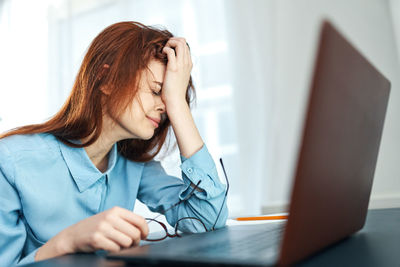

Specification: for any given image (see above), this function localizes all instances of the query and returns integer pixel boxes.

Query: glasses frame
[145,158,229,241]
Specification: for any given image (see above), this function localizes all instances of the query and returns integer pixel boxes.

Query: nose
[156,97,166,113]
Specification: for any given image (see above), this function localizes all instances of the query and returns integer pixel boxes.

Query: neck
[82,115,124,173]
[83,137,114,173]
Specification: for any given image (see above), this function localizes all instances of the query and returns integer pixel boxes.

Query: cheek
[118,101,139,124]
[140,94,155,111]
[127,105,144,122]
[130,97,144,115]
[127,92,155,122]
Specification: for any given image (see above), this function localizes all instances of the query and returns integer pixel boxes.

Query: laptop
[107,20,391,266]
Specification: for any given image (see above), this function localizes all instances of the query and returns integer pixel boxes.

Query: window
[0,0,248,221]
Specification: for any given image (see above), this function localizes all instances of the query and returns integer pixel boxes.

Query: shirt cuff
[179,145,225,200]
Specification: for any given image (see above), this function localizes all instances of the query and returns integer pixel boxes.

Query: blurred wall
[263,0,400,210]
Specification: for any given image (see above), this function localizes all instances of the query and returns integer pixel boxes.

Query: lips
[147,116,160,127]
[148,116,161,124]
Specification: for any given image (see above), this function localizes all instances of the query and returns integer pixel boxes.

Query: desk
[24,208,400,267]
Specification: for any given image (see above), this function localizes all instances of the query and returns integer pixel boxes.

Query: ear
[100,85,111,95]
[97,64,110,80]
[99,64,111,95]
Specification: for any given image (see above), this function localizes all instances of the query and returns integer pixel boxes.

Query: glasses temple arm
[157,180,202,217]
[212,158,229,231]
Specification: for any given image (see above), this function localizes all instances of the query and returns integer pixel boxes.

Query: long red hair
[0,21,195,162]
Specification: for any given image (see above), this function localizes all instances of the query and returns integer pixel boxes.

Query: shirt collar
[58,140,118,192]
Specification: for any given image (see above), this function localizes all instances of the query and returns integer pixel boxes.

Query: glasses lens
[175,217,208,236]
[145,219,169,241]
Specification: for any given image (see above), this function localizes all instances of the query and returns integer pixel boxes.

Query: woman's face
[115,60,166,140]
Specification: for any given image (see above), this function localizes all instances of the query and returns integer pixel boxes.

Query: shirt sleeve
[137,144,228,232]
[0,142,36,266]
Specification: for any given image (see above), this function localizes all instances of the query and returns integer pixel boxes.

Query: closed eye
[152,89,162,96]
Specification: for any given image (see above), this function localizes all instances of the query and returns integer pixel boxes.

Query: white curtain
[0,0,49,131]
[1,0,399,221]
[1,0,270,218]
[272,0,400,210]
[223,0,277,215]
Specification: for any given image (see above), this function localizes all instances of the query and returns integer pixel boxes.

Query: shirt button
[187,168,193,173]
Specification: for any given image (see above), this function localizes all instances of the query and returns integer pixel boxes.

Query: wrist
[55,228,75,255]
[165,97,188,108]
[166,100,190,117]
[35,230,73,261]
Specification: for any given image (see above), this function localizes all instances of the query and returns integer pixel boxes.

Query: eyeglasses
[145,158,229,242]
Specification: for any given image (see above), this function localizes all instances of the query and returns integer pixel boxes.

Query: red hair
[0,21,195,162]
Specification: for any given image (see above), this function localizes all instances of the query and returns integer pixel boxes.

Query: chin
[141,135,153,140]
[122,124,154,140]
[138,130,155,140]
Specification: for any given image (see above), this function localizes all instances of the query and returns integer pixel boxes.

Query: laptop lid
[278,20,391,265]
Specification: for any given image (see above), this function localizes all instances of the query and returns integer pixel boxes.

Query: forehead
[145,60,166,84]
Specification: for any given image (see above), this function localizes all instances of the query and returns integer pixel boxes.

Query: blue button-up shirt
[0,133,228,266]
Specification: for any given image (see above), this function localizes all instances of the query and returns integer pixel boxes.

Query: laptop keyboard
[185,223,285,260]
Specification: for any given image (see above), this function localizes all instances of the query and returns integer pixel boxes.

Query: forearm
[167,100,204,158]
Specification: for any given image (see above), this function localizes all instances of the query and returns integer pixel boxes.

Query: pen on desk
[235,215,288,221]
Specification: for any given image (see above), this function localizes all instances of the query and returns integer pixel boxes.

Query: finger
[117,208,149,239]
[112,217,142,245]
[162,46,177,71]
[170,37,192,68]
[165,38,188,63]
[105,225,135,248]
[92,233,121,252]
[182,39,192,65]
[176,37,190,64]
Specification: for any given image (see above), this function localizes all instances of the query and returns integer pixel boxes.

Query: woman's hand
[35,207,149,261]
[161,37,193,107]
[159,37,203,159]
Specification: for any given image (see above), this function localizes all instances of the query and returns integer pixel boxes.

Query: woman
[0,21,228,265]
